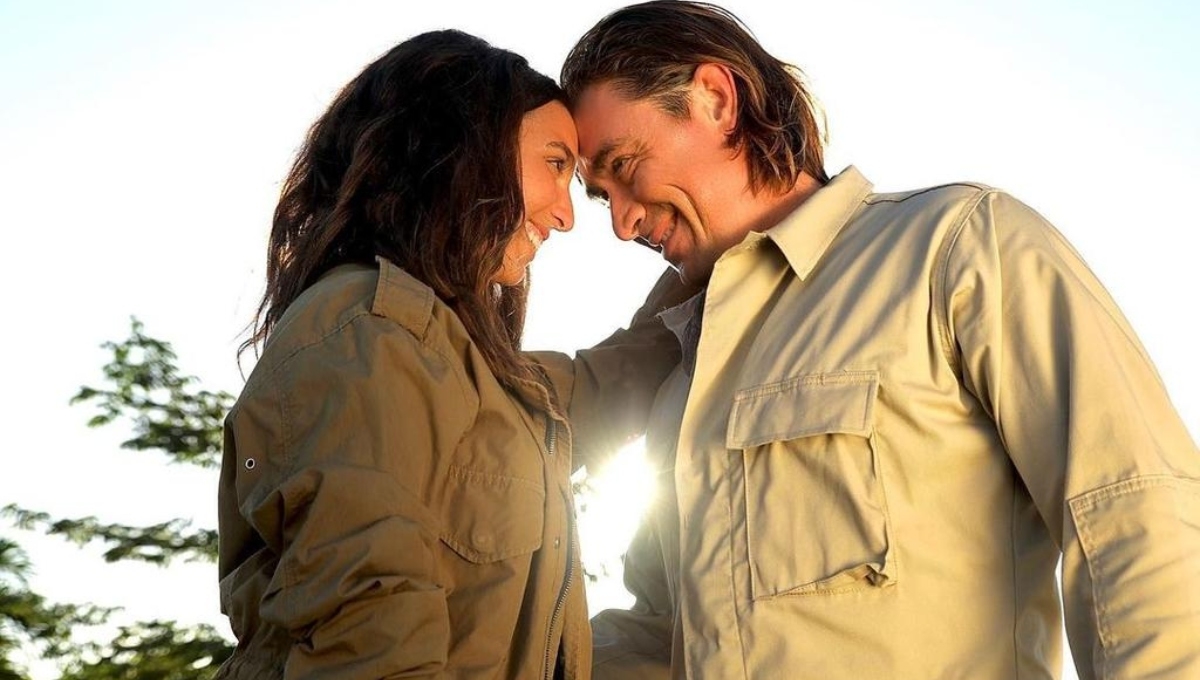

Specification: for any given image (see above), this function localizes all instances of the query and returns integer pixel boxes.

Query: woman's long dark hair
[245,30,566,391]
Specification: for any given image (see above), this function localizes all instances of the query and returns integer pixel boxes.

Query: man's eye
[611,157,628,177]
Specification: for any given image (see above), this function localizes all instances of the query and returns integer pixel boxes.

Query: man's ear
[691,62,738,136]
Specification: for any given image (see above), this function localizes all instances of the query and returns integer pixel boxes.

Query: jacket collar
[766,165,873,281]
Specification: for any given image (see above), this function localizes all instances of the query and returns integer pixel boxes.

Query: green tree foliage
[0,539,114,679]
[70,318,229,469]
[0,509,215,567]
[1,318,234,678]
[56,621,232,680]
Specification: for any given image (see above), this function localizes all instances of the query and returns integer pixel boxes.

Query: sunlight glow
[576,437,656,613]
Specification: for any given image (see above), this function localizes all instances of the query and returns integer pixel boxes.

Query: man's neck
[748,171,824,235]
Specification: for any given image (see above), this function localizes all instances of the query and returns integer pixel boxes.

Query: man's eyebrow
[588,139,624,176]
[580,139,628,201]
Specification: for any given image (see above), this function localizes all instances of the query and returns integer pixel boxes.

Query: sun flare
[575,436,657,612]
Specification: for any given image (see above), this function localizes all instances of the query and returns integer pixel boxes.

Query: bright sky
[1,1,1196,678]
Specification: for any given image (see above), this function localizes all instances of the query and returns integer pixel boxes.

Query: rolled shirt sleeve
[942,190,1200,678]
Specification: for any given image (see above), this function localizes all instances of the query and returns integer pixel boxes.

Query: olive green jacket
[216,258,684,679]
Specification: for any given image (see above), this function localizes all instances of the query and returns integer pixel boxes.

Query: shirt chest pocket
[727,370,897,599]
[437,465,545,564]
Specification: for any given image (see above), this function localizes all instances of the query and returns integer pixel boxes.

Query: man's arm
[941,190,1200,679]
[529,267,698,472]
[590,507,675,680]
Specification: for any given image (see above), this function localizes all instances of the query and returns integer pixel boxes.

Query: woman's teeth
[526,222,544,250]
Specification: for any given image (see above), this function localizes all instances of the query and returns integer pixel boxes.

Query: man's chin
[674,261,713,287]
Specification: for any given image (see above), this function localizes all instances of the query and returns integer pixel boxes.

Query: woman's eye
[548,157,568,174]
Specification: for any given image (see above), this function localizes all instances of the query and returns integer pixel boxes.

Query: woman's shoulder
[253,259,480,380]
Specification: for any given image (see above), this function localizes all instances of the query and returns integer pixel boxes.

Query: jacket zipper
[544,501,574,680]
[544,418,557,456]
[543,417,571,679]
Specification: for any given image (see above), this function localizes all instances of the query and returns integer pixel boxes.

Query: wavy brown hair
[245,30,565,391]
[561,0,828,192]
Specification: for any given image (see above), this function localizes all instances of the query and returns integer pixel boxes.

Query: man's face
[574,80,747,284]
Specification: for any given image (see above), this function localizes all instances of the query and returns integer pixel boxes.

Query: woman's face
[492,100,578,287]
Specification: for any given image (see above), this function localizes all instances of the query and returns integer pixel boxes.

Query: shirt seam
[1010,479,1020,680]
[864,181,991,205]
[933,187,998,378]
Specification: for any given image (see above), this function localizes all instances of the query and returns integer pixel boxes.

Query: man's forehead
[575,83,639,142]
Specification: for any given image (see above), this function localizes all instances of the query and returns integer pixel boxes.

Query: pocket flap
[727,370,879,449]
[439,465,545,564]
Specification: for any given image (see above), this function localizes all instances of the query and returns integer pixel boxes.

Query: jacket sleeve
[940,190,1200,679]
[227,313,474,679]
[590,509,675,680]
[529,268,697,473]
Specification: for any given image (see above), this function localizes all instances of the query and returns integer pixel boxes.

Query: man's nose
[610,189,643,241]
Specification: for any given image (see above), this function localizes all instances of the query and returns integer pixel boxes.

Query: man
[560,2,1200,679]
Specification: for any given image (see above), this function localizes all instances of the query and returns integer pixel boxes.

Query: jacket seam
[266,312,475,480]
[272,310,377,479]
[446,462,544,495]
[420,333,477,422]
[256,309,375,386]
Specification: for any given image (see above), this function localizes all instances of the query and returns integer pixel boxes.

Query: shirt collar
[658,291,706,376]
[766,165,873,281]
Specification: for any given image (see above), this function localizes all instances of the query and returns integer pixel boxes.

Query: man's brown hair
[561,0,829,193]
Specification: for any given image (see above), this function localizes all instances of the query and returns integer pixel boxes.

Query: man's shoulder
[865,180,999,209]
[854,180,1014,238]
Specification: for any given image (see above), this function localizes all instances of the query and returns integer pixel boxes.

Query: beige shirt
[591,167,1200,680]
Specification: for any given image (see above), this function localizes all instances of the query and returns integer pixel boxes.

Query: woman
[215,30,684,680]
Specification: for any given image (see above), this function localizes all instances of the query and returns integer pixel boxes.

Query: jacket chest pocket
[438,465,545,564]
[727,370,896,599]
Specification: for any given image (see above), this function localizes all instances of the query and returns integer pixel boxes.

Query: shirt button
[553,537,561,549]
